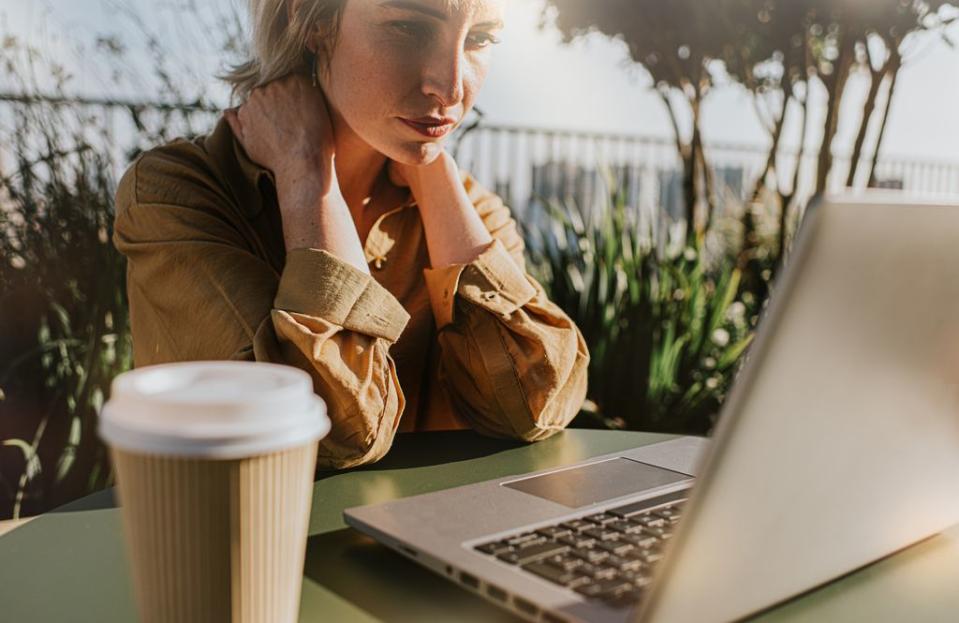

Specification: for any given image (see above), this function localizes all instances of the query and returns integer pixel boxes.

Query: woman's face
[318,0,505,165]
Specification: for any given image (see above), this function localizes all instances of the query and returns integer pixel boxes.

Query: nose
[421,44,465,108]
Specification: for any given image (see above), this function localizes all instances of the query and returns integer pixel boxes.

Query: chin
[389,140,446,166]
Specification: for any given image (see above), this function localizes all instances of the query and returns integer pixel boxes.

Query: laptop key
[584,512,619,526]
[604,555,643,572]
[622,569,654,587]
[561,519,593,532]
[608,520,643,534]
[558,533,596,549]
[583,527,620,541]
[545,554,585,571]
[589,566,618,580]
[596,540,635,556]
[497,542,570,565]
[575,578,633,599]
[515,537,549,549]
[635,515,667,528]
[621,533,659,549]
[653,507,682,522]
[507,532,542,547]
[522,561,590,588]
[536,526,572,540]
[475,542,514,556]
[641,526,672,539]
[571,547,609,564]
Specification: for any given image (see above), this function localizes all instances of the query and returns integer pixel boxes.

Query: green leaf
[3,439,42,481]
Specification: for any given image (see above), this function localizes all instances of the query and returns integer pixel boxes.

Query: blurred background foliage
[1,0,957,519]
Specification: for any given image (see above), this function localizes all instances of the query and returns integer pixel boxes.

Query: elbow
[506,355,590,443]
[315,374,405,470]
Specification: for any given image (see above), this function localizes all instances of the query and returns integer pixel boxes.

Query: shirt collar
[204,114,419,223]
[204,115,274,219]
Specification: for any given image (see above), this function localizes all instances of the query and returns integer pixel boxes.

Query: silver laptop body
[345,193,959,623]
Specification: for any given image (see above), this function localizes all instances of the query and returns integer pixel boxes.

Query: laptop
[344,193,959,623]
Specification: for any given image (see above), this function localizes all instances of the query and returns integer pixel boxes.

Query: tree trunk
[868,49,902,188]
[815,36,856,195]
[750,88,790,202]
[846,46,891,187]
[657,88,696,231]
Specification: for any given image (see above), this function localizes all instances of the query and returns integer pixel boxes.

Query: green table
[2,430,958,622]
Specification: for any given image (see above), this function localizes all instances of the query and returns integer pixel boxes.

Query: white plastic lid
[98,361,330,459]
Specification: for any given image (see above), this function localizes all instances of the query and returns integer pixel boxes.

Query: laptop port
[513,597,538,616]
[486,584,507,602]
[542,613,568,623]
[459,571,480,589]
[400,546,418,558]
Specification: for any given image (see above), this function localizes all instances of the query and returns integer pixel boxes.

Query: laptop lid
[639,193,959,622]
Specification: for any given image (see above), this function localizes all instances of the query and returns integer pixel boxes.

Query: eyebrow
[378,0,504,29]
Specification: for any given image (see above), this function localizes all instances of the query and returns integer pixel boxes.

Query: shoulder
[113,119,258,246]
[116,133,228,215]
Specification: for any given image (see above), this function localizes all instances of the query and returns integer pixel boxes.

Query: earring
[311,53,318,88]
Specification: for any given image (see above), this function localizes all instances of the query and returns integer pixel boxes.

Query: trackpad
[502,458,690,508]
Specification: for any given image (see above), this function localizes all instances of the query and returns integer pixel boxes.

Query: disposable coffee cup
[98,361,330,623]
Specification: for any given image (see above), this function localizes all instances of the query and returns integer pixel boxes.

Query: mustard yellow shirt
[113,116,589,469]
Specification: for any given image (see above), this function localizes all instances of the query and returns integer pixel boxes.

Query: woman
[113,0,589,469]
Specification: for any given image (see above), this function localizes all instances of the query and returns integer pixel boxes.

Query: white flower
[683,247,697,261]
[711,328,730,347]
[704,357,716,369]
[727,301,746,321]
[705,376,720,389]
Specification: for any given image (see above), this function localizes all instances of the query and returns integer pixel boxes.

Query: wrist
[408,151,458,196]
[276,155,337,198]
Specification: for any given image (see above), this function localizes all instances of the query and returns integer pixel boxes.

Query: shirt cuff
[423,239,537,330]
[275,248,410,342]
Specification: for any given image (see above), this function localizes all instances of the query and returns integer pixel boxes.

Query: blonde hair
[221,0,346,102]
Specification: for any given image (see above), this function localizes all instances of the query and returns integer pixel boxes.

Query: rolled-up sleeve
[422,175,589,442]
[113,152,409,469]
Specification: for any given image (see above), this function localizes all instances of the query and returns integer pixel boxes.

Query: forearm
[276,166,369,274]
[409,153,492,268]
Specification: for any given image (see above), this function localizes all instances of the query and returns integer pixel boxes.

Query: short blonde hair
[221,0,345,102]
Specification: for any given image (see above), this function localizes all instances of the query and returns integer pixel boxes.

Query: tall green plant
[0,100,132,519]
[523,176,755,434]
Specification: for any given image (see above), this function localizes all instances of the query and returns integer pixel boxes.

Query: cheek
[461,59,491,109]
[326,44,404,128]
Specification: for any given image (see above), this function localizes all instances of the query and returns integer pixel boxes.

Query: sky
[2,0,958,163]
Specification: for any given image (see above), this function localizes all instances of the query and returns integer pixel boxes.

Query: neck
[330,109,388,210]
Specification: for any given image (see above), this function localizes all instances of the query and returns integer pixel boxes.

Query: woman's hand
[224,73,338,195]
[390,151,494,267]
[224,74,369,271]
[388,150,456,196]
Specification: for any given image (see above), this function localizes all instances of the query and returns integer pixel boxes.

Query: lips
[399,116,457,138]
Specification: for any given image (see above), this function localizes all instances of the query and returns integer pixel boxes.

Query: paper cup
[99,361,330,623]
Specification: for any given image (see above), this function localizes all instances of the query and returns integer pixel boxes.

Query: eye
[466,31,501,50]
[390,20,431,40]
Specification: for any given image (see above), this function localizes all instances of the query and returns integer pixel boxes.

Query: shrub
[0,100,132,519]
[523,174,757,434]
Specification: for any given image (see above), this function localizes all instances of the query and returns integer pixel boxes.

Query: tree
[544,0,957,262]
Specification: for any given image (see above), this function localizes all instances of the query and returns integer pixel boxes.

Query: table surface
[1,429,958,623]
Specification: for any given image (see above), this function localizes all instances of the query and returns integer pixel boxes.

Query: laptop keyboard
[473,495,686,609]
